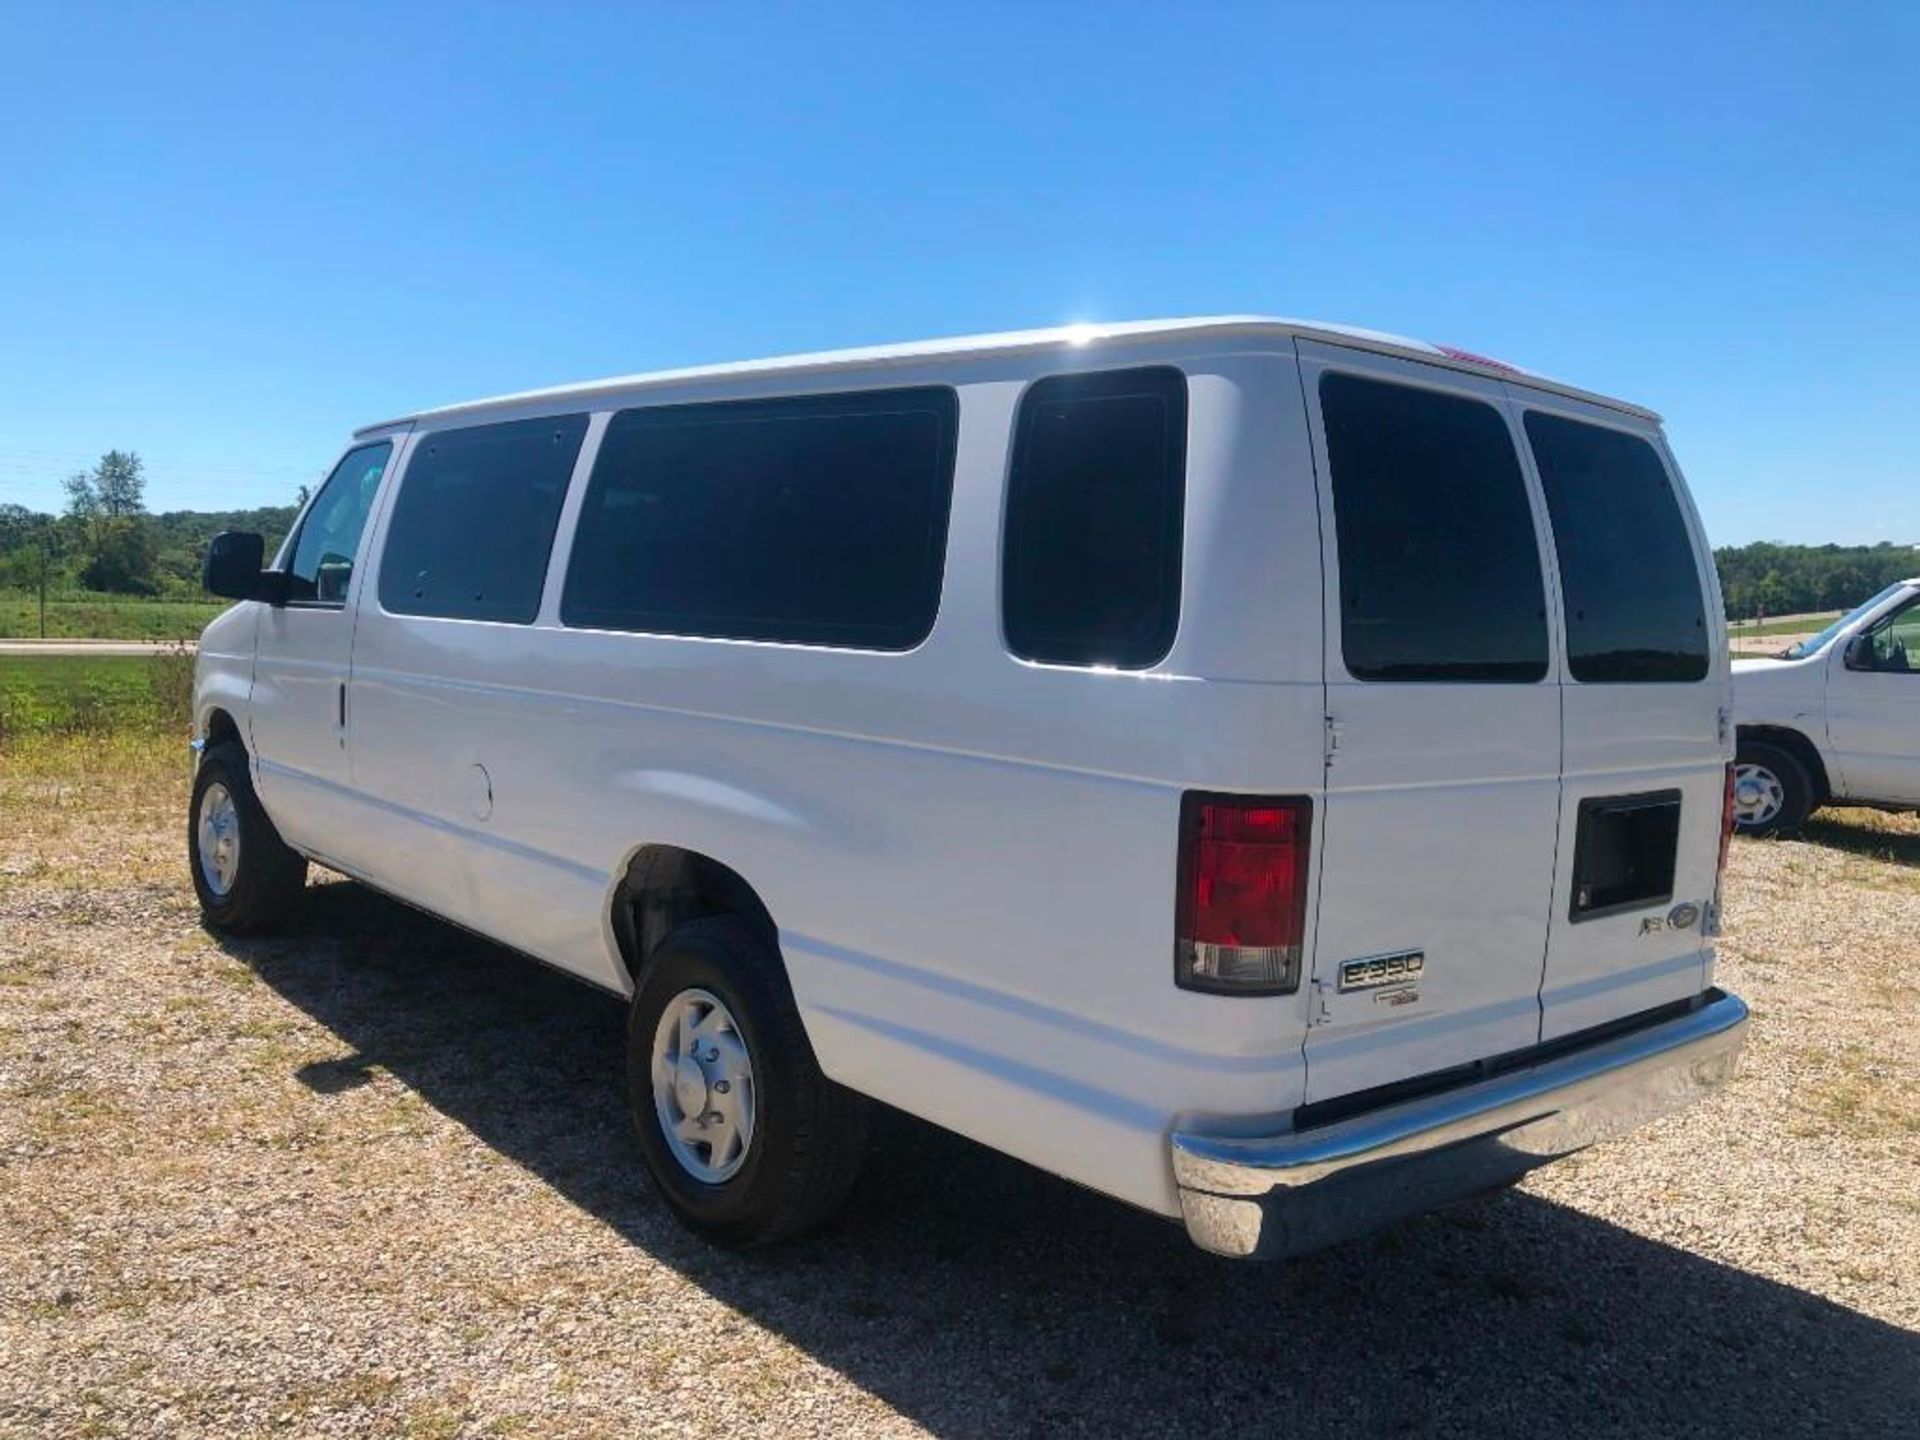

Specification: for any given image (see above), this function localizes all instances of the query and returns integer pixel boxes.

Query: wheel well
[203,708,242,752]
[610,846,778,987]
[1738,724,1830,803]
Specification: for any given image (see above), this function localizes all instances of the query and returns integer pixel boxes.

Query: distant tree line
[0,450,298,600]
[2,450,1914,623]
[1715,541,1920,620]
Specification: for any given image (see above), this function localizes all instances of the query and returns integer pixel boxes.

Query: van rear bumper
[1170,989,1748,1259]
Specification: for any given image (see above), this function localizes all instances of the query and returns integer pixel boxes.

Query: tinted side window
[1002,367,1187,668]
[379,415,587,624]
[285,442,391,605]
[562,387,957,649]
[1321,372,1548,683]
[1525,412,1709,683]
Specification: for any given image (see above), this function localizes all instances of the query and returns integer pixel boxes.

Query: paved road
[0,640,196,657]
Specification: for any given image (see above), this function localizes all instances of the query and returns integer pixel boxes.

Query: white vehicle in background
[1732,579,1920,835]
[188,318,1748,1259]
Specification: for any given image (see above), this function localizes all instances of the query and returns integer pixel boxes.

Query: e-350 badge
[1338,949,1426,992]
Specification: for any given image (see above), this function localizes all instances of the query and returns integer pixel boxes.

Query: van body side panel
[335,347,1325,1217]
[250,430,409,873]
[192,602,259,747]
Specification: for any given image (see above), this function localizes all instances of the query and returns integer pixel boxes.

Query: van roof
[356,316,1660,437]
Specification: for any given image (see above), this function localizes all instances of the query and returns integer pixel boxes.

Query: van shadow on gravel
[221,880,1919,1440]
[1797,812,1920,869]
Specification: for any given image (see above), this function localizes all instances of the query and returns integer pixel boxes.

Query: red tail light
[1175,793,1312,995]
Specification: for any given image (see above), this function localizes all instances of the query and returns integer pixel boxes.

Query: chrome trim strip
[1170,990,1748,1258]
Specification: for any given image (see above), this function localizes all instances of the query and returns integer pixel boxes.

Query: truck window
[378,415,588,624]
[1320,372,1548,682]
[1002,367,1187,669]
[1524,412,1709,683]
[562,386,957,650]
[1860,600,1920,673]
[284,441,391,606]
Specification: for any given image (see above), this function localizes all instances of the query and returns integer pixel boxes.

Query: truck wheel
[1732,740,1814,837]
[627,915,868,1247]
[189,741,309,932]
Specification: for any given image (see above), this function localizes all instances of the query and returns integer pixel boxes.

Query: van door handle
[338,682,347,729]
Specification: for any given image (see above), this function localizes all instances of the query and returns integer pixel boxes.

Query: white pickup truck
[1732,579,1920,834]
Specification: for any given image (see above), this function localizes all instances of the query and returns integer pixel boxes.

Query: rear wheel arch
[608,844,780,991]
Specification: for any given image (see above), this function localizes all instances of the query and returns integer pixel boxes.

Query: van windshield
[1782,583,1914,658]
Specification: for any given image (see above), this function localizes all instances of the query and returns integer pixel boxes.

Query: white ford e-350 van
[189,318,1748,1259]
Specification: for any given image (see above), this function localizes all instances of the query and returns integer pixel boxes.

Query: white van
[1732,580,1920,834]
[190,318,1748,1259]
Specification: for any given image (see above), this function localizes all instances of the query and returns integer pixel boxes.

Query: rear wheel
[189,741,308,932]
[626,915,868,1247]
[1732,739,1814,837]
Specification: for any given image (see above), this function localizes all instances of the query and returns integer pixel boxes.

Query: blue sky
[0,2,1913,544]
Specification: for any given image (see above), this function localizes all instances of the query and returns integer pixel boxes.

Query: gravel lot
[2,738,1916,1438]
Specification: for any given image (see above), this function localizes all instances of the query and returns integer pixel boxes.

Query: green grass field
[0,591,226,641]
[1727,611,1842,639]
[0,652,193,742]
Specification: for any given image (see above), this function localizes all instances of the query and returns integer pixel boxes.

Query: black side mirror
[203,531,284,604]
[1843,633,1874,671]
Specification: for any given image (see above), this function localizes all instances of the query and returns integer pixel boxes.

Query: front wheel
[189,741,308,932]
[1732,740,1814,837]
[627,915,868,1247]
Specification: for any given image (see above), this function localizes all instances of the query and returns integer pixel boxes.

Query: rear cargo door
[1514,390,1726,1038]
[1296,342,1562,1103]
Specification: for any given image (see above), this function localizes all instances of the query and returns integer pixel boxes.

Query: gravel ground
[1,739,1916,1438]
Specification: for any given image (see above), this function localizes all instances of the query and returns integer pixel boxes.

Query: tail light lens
[1175,793,1312,995]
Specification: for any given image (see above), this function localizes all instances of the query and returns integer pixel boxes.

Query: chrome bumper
[1171,989,1749,1259]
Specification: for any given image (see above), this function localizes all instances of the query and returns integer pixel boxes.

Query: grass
[1797,1043,1920,1139]
[0,650,194,742]
[0,591,225,641]
[0,729,188,894]
[1727,611,1841,639]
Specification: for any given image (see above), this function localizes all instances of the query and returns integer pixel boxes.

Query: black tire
[627,915,868,1247]
[189,741,308,932]
[1733,739,1814,838]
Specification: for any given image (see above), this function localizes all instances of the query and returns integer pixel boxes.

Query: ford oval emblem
[1668,902,1701,931]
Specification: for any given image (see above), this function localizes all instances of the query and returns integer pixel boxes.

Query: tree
[80,518,159,595]
[64,450,146,520]
[64,450,157,594]
[0,502,42,554]
[95,450,146,517]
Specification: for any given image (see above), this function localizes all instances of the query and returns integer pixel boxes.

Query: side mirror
[1843,634,1874,671]
[203,531,284,604]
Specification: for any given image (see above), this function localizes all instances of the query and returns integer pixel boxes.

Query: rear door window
[1002,367,1187,669]
[1320,372,1548,682]
[1524,412,1709,683]
[378,414,588,624]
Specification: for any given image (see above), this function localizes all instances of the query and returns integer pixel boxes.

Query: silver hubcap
[651,988,756,1183]
[196,782,242,896]
[1733,762,1785,827]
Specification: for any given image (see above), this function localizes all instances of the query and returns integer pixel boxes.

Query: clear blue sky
[0,2,1913,545]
